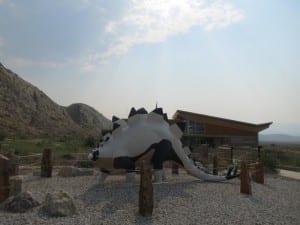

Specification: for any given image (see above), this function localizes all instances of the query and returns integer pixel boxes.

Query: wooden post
[213,156,218,175]
[139,160,153,217]
[0,154,10,202]
[172,163,179,175]
[41,149,52,177]
[5,152,19,176]
[240,161,251,195]
[9,176,22,196]
[255,160,264,184]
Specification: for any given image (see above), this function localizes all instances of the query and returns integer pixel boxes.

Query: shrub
[84,136,97,148]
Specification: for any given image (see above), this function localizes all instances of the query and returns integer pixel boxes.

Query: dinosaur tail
[172,141,239,181]
[169,121,239,181]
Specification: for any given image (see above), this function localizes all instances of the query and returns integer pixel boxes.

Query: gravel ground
[0,170,299,225]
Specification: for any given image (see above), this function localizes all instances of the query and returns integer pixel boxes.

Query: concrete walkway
[279,169,300,180]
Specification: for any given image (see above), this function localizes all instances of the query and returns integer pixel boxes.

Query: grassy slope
[0,138,91,155]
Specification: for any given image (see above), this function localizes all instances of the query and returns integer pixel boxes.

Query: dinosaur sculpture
[88,107,238,183]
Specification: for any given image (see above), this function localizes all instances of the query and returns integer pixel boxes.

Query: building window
[185,121,205,135]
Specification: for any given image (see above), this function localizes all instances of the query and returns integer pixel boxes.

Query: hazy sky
[0,0,299,135]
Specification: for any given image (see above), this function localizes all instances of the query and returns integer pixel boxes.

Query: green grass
[0,138,92,156]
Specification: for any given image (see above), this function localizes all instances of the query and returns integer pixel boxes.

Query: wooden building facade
[172,110,272,148]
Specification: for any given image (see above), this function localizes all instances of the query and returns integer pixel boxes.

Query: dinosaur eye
[105,136,110,142]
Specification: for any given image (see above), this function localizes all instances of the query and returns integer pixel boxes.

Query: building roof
[173,110,272,132]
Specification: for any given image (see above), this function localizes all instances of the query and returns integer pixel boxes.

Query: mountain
[259,134,300,144]
[66,103,112,134]
[0,62,111,139]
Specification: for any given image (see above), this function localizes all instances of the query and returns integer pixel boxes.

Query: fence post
[172,163,179,175]
[5,151,19,176]
[213,156,218,175]
[41,149,52,177]
[240,161,251,195]
[139,160,153,217]
[255,160,264,184]
[0,154,10,203]
[9,176,22,196]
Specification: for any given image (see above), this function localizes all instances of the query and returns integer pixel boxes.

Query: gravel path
[0,170,299,225]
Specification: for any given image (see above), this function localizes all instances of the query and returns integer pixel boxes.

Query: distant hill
[0,62,111,139]
[259,134,300,144]
[66,103,112,134]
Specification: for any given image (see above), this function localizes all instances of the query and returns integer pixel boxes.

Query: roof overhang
[173,110,272,133]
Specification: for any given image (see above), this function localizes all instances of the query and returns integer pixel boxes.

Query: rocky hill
[0,62,111,139]
[66,103,112,134]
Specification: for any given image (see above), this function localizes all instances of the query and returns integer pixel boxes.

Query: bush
[0,131,7,141]
[84,136,96,148]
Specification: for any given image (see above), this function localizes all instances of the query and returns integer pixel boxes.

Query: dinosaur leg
[152,140,182,183]
[114,157,136,183]
[99,169,109,185]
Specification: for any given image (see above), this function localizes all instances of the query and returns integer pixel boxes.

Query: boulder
[58,166,94,177]
[2,191,40,213]
[42,191,78,217]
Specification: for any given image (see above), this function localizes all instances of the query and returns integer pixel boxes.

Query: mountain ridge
[0,62,111,139]
[259,133,300,144]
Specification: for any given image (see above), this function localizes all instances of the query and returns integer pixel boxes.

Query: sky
[0,0,299,135]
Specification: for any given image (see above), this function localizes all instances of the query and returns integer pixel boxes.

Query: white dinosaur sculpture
[88,107,238,183]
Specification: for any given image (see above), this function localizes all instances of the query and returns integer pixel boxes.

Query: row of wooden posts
[0,149,264,217]
[139,159,265,216]
[0,149,52,203]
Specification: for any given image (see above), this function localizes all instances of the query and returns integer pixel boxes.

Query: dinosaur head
[88,133,114,161]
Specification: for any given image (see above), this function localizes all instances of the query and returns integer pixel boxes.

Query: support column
[213,156,218,175]
[230,147,234,164]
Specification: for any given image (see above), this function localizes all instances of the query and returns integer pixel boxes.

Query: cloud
[101,0,244,59]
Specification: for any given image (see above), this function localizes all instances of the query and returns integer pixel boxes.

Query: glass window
[185,121,205,134]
